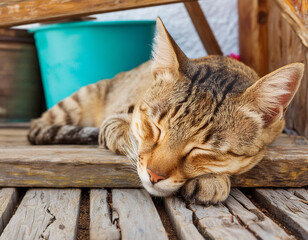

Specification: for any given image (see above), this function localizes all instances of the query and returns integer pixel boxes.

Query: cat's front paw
[98,114,132,155]
[180,174,230,205]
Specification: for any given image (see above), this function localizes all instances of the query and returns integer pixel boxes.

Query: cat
[28,18,304,205]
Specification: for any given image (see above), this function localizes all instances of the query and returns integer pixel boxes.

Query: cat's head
[131,18,304,196]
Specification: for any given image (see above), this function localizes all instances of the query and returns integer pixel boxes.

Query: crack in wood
[39,206,56,240]
[185,203,212,240]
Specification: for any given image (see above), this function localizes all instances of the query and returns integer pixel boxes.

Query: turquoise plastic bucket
[29,20,156,108]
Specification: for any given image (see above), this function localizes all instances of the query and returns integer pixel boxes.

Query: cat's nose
[146,168,166,184]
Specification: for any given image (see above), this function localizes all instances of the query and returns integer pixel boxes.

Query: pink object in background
[229,53,241,61]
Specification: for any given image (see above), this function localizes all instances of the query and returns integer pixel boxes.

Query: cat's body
[28,18,304,204]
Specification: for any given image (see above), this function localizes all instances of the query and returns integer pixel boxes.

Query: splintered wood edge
[0,134,307,187]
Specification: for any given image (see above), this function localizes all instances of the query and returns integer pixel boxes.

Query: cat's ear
[152,17,188,76]
[244,63,304,127]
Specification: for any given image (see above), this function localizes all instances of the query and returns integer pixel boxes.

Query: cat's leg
[28,80,110,145]
[180,174,230,205]
[98,114,136,155]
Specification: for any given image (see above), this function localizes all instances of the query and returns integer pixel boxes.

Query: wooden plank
[112,189,168,240]
[231,141,308,187]
[0,188,81,240]
[190,201,256,239]
[90,189,120,240]
[184,1,223,55]
[0,188,18,235]
[0,0,193,28]
[0,146,140,188]
[268,0,308,138]
[238,0,268,76]
[164,197,204,240]
[0,128,307,187]
[275,0,308,47]
[253,188,308,240]
[226,189,294,240]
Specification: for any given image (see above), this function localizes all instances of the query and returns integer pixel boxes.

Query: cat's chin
[137,166,184,197]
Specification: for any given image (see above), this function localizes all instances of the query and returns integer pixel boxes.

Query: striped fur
[28,18,304,204]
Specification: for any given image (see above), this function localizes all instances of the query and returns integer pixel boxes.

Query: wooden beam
[184,1,223,55]
[0,0,194,28]
[0,128,307,188]
[238,0,269,76]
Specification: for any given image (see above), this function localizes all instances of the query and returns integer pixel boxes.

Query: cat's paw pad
[180,174,230,205]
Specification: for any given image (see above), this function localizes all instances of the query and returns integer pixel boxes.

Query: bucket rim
[28,20,156,33]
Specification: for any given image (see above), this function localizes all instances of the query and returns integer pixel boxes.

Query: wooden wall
[239,0,308,138]
[268,0,308,137]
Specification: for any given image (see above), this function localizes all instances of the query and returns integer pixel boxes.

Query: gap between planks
[0,188,81,240]
[0,187,304,240]
[164,188,296,240]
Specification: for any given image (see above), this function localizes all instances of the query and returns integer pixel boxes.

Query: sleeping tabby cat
[28,18,304,204]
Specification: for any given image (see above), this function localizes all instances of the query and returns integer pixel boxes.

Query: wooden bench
[0,1,308,239]
[0,125,307,239]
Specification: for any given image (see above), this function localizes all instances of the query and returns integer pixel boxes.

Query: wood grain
[164,197,204,240]
[190,201,256,239]
[238,0,268,76]
[253,188,308,240]
[0,128,307,188]
[90,189,120,240]
[0,188,18,235]
[288,188,308,202]
[0,188,81,240]
[112,189,168,240]
[0,0,194,28]
[231,143,308,187]
[227,189,294,240]
[184,1,223,55]
[267,0,308,138]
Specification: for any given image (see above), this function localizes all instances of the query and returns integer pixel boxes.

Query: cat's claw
[180,174,230,205]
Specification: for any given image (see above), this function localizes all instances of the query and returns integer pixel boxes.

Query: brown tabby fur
[28,18,304,204]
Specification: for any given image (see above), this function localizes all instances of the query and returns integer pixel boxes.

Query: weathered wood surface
[90,189,120,240]
[190,201,256,239]
[0,0,194,27]
[0,146,140,188]
[227,189,293,240]
[184,1,223,55]
[238,0,268,76]
[268,0,308,137]
[0,188,18,235]
[288,188,308,202]
[231,142,308,187]
[164,197,204,240]
[0,128,307,187]
[275,0,308,47]
[253,188,308,240]
[0,188,81,240]
[268,0,308,138]
[112,189,168,240]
